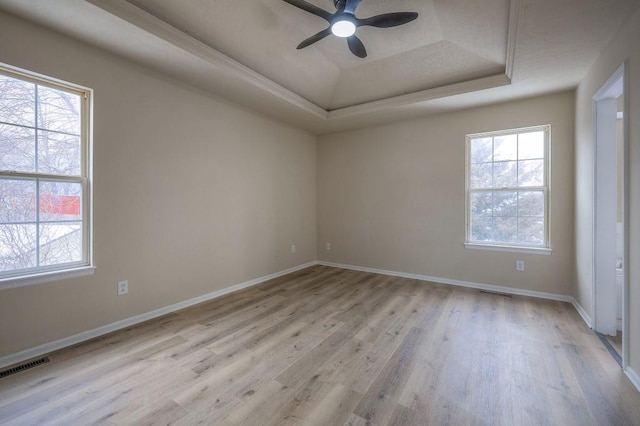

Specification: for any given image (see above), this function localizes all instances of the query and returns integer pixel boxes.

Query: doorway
[593,63,627,366]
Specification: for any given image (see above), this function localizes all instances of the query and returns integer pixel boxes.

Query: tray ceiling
[0,0,638,133]
[126,0,511,110]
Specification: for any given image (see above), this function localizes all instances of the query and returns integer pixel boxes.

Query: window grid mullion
[0,120,82,138]
[470,187,546,193]
[0,172,84,181]
[516,133,520,188]
[36,179,41,268]
[516,157,520,242]
[34,84,39,177]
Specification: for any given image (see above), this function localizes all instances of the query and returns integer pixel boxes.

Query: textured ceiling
[126,0,510,110]
[0,0,639,134]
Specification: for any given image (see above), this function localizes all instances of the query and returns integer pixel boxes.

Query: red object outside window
[40,194,81,216]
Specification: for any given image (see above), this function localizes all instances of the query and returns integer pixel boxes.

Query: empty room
[1,0,640,424]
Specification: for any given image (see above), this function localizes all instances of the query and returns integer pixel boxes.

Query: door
[593,64,626,358]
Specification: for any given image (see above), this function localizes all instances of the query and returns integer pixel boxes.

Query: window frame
[464,124,552,255]
[0,63,94,289]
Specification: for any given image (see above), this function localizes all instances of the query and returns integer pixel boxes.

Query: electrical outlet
[118,280,128,295]
[291,245,296,253]
[516,261,525,272]
[325,242,331,251]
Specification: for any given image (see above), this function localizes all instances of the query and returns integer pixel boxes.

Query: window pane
[0,124,36,172]
[518,218,544,246]
[518,131,544,160]
[471,216,493,242]
[37,86,81,135]
[493,161,517,188]
[494,134,517,161]
[0,224,37,272]
[0,75,35,127]
[39,181,82,222]
[37,130,81,175]
[470,192,492,216]
[0,178,36,223]
[471,163,492,189]
[518,159,544,187]
[39,223,82,266]
[493,191,517,217]
[0,66,89,279]
[518,191,544,217]
[467,126,548,248]
[470,137,492,163]
[494,217,518,243]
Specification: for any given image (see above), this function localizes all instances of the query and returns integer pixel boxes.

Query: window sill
[0,266,96,290]
[464,243,553,255]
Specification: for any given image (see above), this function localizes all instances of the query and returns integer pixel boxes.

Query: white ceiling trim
[87,0,328,120]
[328,73,512,120]
[87,0,522,122]
[505,0,523,80]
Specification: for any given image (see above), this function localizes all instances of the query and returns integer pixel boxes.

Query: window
[0,64,93,285]
[465,125,550,254]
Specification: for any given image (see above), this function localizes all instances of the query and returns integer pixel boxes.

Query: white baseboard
[318,261,573,303]
[570,298,593,328]
[0,260,600,372]
[625,366,640,392]
[0,261,317,369]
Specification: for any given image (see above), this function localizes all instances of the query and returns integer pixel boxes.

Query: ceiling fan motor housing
[334,0,347,10]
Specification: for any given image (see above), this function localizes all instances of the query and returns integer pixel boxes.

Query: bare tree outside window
[0,69,89,278]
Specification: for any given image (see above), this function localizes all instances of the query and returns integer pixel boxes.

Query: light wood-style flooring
[1,266,639,425]
[608,331,624,357]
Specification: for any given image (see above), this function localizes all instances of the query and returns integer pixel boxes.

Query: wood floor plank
[0,336,186,422]
[353,327,428,425]
[129,400,189,426]
[343,413,369,426]
[275,329,353,389]
[562,342,636,424]
[277,381,363,426]
[0,313,190,403]
[1,266,639,425]
[389,400,484,426]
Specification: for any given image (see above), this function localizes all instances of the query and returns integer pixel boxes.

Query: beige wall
[575,7,640,375]
[318,92,575,296]
[0,11,317,356]
[4,2,637,377]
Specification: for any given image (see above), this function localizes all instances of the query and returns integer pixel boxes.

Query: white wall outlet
[118,280,128,295]
[291,244,296,253]
[516,261,525,272]
[325,242,331,251]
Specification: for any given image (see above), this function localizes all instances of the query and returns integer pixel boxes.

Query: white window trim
[0,63,94,289]
[465,124,551,254]
[0,266,96,290]
[464,243,552,255]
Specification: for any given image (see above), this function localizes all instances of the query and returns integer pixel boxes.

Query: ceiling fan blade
[297,27,332,49]
[282,0,333,22]
[347,35,367,58]
[357,12,419,28]
[343,0,363,14]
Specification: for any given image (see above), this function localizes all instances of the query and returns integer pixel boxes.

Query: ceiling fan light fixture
[331,18,356,37]
[284,0,419,58]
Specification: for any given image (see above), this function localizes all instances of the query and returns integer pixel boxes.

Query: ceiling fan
[282,0,419,58]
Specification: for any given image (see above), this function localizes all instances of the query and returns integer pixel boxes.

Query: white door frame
[592,62,628,366]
